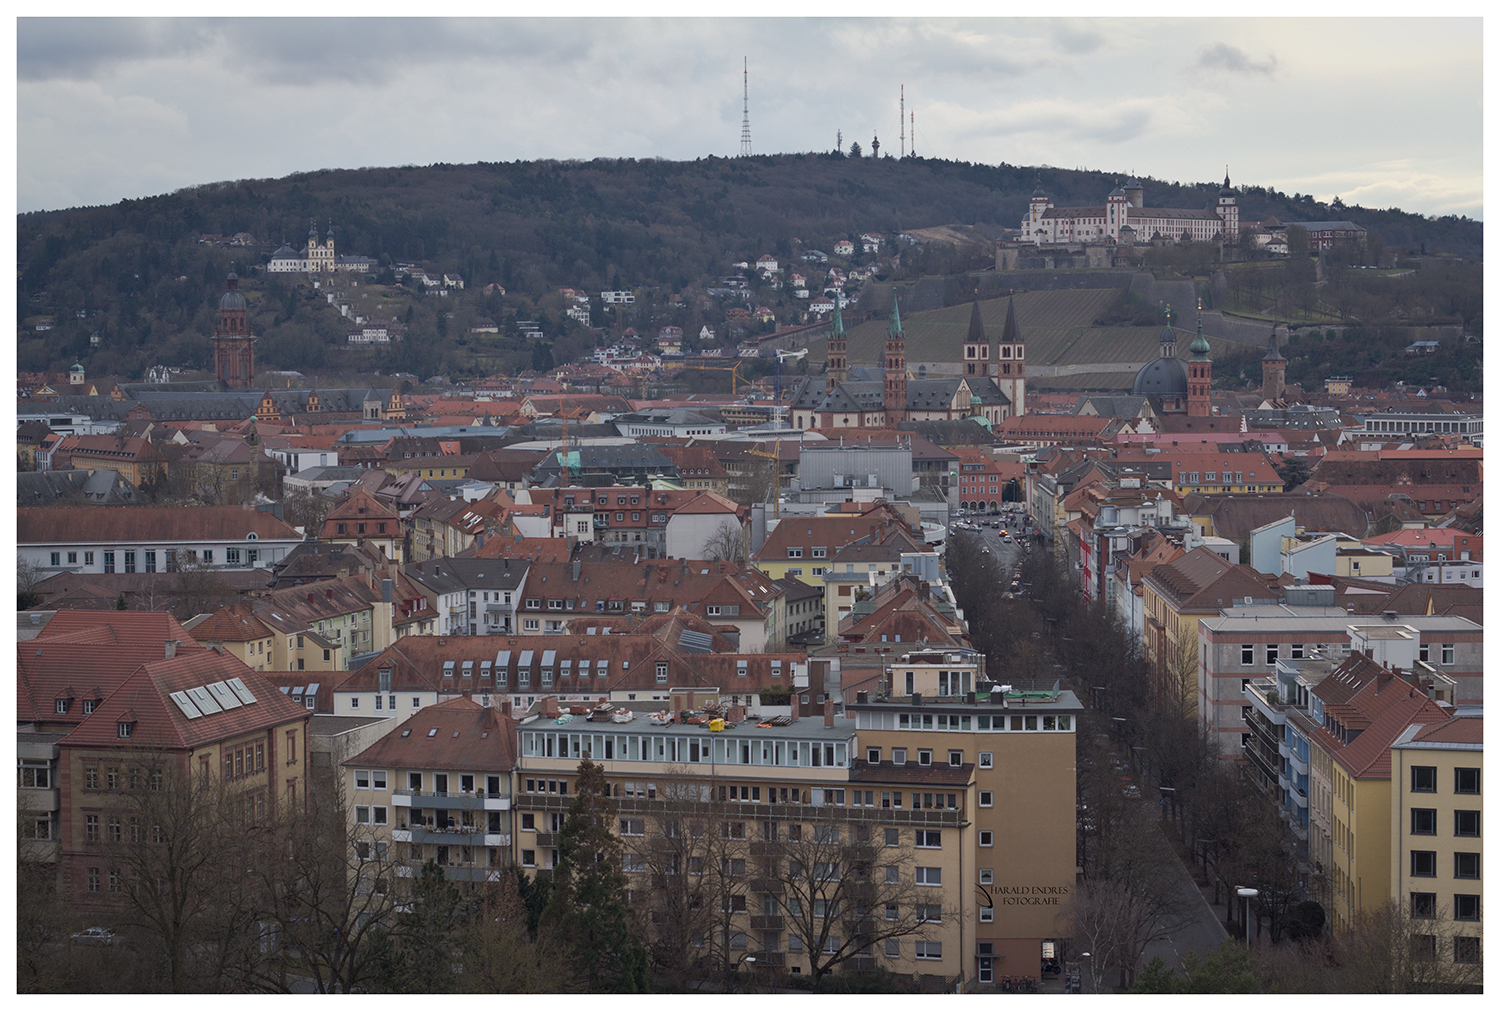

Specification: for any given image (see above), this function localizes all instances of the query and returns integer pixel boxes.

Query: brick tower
[826,295,848,385]
[1187,307,1213,417]
[963,298,990,377]
[212,271,257,389]
[995,295,1026,417]
[1261,323,1287,402]
[882,294,907,424]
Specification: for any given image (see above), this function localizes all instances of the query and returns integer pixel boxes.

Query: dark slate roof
[1132,356,1190,397]
[17,469,143,507]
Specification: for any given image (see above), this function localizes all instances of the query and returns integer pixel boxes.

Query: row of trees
[948,538,1480,992]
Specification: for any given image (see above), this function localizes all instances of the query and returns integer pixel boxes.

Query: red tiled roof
[34,608,198,647]
[19,505,301,545]
[345,697,519,773]
[59,651,309,751]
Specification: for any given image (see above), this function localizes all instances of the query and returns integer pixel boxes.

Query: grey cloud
[19,18,604,86]
[1196,43,1277,76]
[18,18,220,80]
[1050,21,1104,55]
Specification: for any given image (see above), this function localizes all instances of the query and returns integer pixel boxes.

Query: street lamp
[1236,887,1259,951]
[1080,951,1093,995]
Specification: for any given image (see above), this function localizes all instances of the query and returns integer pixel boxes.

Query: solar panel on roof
[227,677,257,705]
[186,686,222,714]
[207,682,243,709]
[170,691,204,720]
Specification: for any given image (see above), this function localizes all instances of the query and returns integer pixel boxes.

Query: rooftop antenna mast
[740,57,752,157]
[900,85,905,158]
[911,108,915,157]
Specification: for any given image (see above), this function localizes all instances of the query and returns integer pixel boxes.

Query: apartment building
[1202,609,1483,760]
[1388,717,1482,969]
[511,648,1079,986]
[342,697,518,891]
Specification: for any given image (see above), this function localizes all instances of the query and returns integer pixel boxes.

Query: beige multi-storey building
[511,647,1080,986]
[1388,716,1482,969]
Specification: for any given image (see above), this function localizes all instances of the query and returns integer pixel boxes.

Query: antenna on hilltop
[900,85,905,158]
[740,57,752,158]
[836,128,842,153]
[911,108,915,157]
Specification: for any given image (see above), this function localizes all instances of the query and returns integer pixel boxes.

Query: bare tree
[761,809,932,986]
[174,555,234,618]
[284,488,334,534]
[701,519,747,565]
[1328,899,1483,992]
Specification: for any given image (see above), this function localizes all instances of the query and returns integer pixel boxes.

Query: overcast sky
[15,16,1484,220]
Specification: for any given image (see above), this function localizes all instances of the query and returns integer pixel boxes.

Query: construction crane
[774,347,808,403]
[672,360,746,394]
[746,438,784,518]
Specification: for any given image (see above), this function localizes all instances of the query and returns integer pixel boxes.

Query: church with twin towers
[787,294,1025,430]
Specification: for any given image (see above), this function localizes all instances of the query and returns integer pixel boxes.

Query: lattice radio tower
[740,57,752,157]
[900,85,905,158]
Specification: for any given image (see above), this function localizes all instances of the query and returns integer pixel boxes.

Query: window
[1454,894,1480,921]
[1412,766,1437,792]
[1411,892,1437,919]
[1454,936,1481,964]
[883,828,899,848]
[619,818,645,837]
[85,814,99,842]
[979,830,993,847]
[884,865,899,884]
[1441,643,1455,665]
[917,749,932,766]
[1454,810,1479,837]
[787,548,802,559]
[1412,934,1437,961]
[356,806,370,824]
[1290,644,1305,659]
[656,662,668,684]
[915,903,942,923]
[522,850,536,867]
[1411,850,1437,877]
[914,866,941,886]
[1419,643,1430,662]
[948,750,963,767]
[915,941,942,960]
[1411,808,1437,835]
[867,747,881,764]
[1454,853,1480,879]
[915,829,941,849]
[50,551,59,566]
[979,790,994,808]
[103,550,115,573]
[87,867,100,892]
[1241,644,1255,665]
[892,748,906,766]
[978,751,993,769]
[1265,644,1278,665]
[1455,767,1480,794]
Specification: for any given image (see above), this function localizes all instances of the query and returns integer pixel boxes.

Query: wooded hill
[15,153,1483,381]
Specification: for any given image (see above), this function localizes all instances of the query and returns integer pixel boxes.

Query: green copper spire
[830,294,844,338]
[1189,309,1211,359]
[887,292,903,339]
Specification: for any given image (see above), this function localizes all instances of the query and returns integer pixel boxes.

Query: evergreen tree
[542,758,648,992]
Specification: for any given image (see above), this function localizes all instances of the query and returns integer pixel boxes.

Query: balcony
[534,832,559,848]
[392,790,510,811]
[750,915,784,930]
[395,826,510,847]
[396,862,506,884]
[751,878,785,894]
[752,950,786,968]
[20,788,60,812]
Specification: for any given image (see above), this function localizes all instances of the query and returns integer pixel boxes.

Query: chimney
[823,698,835,728]
[572,559,581,581]
[462,688,473,701]
[382,578,393,603]
[500,700,513,717]
[673,695,684,715]
[542,696,560,717]
[164,639,180,660]
[686,691,695,711]
[912,691,922,706]
[728,704,747,724]
[326,589,333,600]
[856,690,868,704]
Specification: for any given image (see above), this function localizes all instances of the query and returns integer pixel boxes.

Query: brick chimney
[500,700,513,717]
[824,698,835,728]
[541,696,560,717]
[164,639,180,660]
[686,691,695,711]
[728,705,747,723]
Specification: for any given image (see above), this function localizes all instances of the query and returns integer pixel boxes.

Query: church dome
[1032,186,1047,198]
[1132,355,1190,397]
[220,271,247,311]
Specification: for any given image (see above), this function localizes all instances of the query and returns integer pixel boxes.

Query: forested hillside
[15,153,1482,381]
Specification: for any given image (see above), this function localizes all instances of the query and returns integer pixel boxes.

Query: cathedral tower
[211,271,257,389]
[826,296,848,385]
[962,298,990,377]
[995,295,1026,417]
[882,294,907,424]
[1187,307,1213,417]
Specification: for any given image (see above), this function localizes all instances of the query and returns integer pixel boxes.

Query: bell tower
[826,295,848,385]
[962,298,990,377]
[1261,322,1287,402]
[1187,304,1213,417]
[995,295,1026,417]
[882,294,907,424]
[211,271,257,389]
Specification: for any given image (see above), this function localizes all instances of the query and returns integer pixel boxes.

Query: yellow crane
[746,438,784,518]
[672,360,746,394]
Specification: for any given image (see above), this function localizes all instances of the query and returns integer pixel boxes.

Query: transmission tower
[900,85,905,158]
[740,57,752,157]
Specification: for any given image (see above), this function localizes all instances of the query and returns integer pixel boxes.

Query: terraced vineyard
[841,288,1125,365]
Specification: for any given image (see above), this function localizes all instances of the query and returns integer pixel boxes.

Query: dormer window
[117,720,135,739]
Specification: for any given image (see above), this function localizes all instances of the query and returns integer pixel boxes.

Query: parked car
[71,927,118,946]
